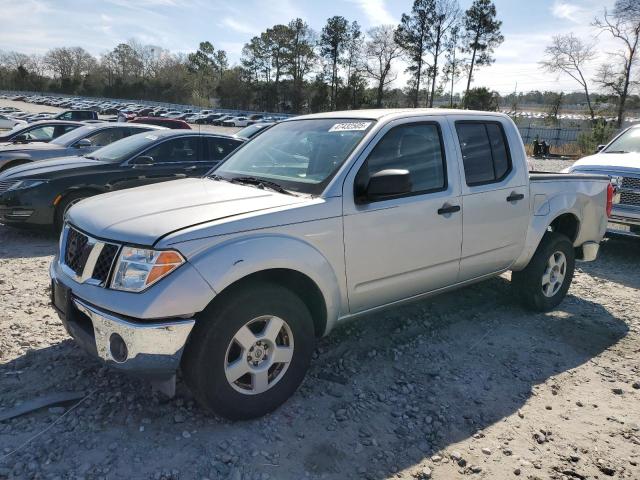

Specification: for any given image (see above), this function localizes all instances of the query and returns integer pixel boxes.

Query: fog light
[109,333,128,363]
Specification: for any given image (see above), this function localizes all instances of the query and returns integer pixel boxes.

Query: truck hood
[571,152,640,175]
[67,177,310,246]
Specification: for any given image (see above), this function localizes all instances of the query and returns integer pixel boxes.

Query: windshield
[235,123,272,139]
[604,127,640,154]
[212,119,373,194]
[51,125,95,146]
[89,132,163,163]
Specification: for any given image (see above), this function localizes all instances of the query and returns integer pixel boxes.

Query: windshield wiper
[83,155,98,160]
[229,176,296,196]
[605,150,629,154]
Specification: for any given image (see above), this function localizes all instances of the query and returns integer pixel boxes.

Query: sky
[0,0,621,94]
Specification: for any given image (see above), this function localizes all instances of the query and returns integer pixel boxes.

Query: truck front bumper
[51,265,195,380]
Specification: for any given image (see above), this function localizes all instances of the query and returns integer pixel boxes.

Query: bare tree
[364,25,402,107]
[593,0,640,127]
[426,0,460,107]
[541,33,597,120]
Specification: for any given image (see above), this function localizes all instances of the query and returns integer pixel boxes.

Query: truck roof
[291,108,510,121]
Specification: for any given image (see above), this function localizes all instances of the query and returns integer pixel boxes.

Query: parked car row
[1,93,288,127]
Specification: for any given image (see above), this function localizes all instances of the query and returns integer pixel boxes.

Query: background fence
[517,125,583,146]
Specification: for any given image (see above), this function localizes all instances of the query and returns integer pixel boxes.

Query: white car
[222,116,250,127]
[564,123,640,237]
[0,114,26,130]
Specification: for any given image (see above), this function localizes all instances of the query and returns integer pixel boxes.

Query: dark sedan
[0,123,164,172]
[0,120,83,145]
[0,130,245,231]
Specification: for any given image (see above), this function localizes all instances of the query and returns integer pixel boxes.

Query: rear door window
[455,121,512,186]
[143,137,200,163]
[84,127,128,147]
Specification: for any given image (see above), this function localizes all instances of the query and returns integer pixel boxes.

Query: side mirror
[356,169,412,203]
[12,134,28,143]
[131,155,154,167]
[596,144,606,153]
[75,138,92,148]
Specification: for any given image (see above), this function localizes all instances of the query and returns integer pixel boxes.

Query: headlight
[6,179,47,191]
[111,247,185,292]
[560,167,571,173]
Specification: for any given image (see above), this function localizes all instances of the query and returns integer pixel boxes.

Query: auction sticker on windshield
[329,121,372,132]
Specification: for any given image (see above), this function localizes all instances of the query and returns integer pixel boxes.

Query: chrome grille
[620,176,640,208]
[0,180,20,195]
[622,177,640,189]
[60,225,120,286]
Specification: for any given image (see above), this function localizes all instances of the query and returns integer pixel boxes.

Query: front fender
[187,234,342,335]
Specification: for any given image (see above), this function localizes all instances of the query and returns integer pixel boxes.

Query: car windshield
[235,124,272,139]
[604,127,640,154]
[212,118,374,195]
[50,125,96,146]
[88,132,164,163]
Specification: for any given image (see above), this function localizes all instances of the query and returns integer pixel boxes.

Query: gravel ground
[0,134,639,480]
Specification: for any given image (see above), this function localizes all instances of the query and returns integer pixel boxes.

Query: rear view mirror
[75,138,92,148]
[12,134,28,143]
[357,169,412,203]
[596,144,606,153]
[131,155,154,166]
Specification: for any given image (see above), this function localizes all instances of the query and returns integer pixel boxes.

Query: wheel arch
[186,234,344,336]
[512,209,581,271]
[202,268,328,338]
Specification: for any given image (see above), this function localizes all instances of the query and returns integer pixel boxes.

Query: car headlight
[6,179,47,191]
[111,247,185,292]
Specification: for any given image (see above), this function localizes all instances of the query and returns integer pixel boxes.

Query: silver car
[0,123,165,172]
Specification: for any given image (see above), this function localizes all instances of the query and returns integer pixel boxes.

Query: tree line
[0,0,638,123]
[0,0,504,113]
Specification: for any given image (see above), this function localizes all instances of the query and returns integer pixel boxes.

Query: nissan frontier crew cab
[50,109,613,420]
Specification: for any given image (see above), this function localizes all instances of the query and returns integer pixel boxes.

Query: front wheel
[54,191,91,234]
[511,232,575,311]
[182,283,315,420]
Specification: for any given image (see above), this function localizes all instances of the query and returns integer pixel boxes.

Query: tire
[511,231,575,312]
[54,191,91,234]
[182,282,315,420]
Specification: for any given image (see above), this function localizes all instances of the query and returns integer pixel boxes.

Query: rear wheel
[182,282,315,420]
[512,232,575,311]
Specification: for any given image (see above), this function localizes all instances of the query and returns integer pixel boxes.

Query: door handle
[506,192,525,202]
[437,204,461,215]
[184,165,197,172]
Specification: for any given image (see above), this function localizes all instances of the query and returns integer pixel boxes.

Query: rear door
[451,117,529,281]
[342,117,463,313]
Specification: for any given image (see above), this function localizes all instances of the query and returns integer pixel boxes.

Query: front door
[343,119,463,313]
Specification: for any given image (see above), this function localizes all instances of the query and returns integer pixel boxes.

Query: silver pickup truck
[50,109,612,419]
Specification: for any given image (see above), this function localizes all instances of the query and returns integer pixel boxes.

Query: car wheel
[182,282,315,420]
[511,232,575,311]
[54,191,91,233]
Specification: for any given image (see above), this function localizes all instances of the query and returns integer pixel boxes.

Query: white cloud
[220,17,257,35]
[351,0,396,26]
[551,1,587,23]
